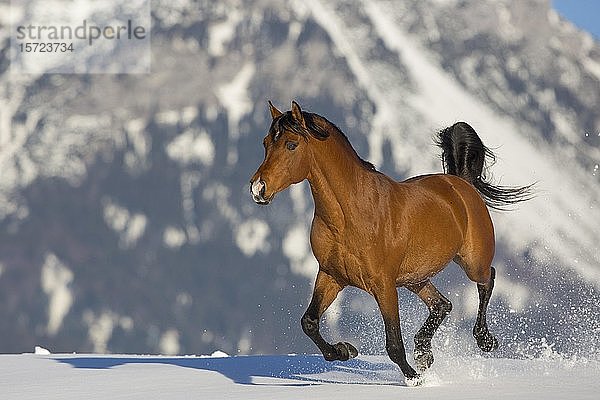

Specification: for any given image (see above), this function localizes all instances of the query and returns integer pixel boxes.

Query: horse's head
[250,100,327,205]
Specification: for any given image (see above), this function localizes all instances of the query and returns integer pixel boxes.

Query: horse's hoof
[414,348,434,371]
[332,342,358,361]
[345,342,359,359]
[405,373,424,387]
[476,333,499,352]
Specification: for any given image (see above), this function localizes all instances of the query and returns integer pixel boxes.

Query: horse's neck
[307,135,370,228]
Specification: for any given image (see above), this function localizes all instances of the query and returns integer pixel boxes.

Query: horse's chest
[310,224,377,289]
[310,230,342,270]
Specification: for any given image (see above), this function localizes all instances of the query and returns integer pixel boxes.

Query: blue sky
[553,0,600,39]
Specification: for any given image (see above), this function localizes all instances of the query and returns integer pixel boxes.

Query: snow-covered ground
[1,351,598,399]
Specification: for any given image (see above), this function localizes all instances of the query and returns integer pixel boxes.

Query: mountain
[0,0,598,359]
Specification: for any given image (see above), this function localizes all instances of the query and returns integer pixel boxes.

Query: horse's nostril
[259,181,266,197]
[251,179,267,201]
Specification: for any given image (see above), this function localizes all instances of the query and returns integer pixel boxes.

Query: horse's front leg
[374,282,420,384]
[301,269,357,361]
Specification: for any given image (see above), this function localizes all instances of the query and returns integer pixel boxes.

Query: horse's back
[398,174,495,284]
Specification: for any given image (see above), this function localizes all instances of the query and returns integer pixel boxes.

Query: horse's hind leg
[453,253,499,352]
[301,269,358,361]
[407,280,453,371]
[473,266,499,352]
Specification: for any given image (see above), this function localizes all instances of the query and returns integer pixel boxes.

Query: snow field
[1,350,598,400]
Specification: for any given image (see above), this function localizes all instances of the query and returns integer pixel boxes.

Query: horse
[249,101,533,385]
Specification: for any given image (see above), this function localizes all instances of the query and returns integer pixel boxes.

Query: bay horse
[249,101,533,385]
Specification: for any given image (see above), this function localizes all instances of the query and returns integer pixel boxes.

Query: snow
[282,224,318,279]
[1,353,598,399]
[159,329,181,356]
[217,62,256,165]
[492,270,530,314]
[33,346,51,356]
[155,109,181,126]
[235,218,271,257]
[180,171,202,245]
[166,128,215,167]
[163,226,187,249]
[102,198,148,249]
[124,117,151,174]
[202,183,241,226]
[83,311,119,354]
[208,7,243,57]
[40,254,74,336]
[583,58,600,82]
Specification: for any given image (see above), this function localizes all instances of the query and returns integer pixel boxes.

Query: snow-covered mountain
[0,0,598,358]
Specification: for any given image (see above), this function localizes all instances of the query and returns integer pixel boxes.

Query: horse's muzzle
[250,178,270,205]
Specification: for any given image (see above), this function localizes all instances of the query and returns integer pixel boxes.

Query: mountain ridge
[0,0,598,358]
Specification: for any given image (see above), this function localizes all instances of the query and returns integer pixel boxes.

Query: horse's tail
[436,122,534,210]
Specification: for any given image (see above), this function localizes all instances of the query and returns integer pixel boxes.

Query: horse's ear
[268,100,282,119]
[291,100,307,129]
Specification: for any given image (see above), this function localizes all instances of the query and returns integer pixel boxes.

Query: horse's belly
[396,245,459,285]
[394,215,464,285]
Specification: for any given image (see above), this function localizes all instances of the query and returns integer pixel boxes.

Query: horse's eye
[286,141,298,151]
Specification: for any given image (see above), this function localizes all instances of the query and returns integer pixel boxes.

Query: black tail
[436,122,534,211]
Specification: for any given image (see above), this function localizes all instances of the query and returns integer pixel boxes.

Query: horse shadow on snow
[54,354,402,386]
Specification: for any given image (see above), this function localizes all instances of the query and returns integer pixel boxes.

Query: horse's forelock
[272,112,312,141]
[270,111,333,143]
[269,110,376,171]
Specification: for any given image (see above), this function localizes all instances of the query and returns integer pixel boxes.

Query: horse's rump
[394,174,492,284]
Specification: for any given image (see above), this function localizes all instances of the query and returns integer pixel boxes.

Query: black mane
[272,111,377,172]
